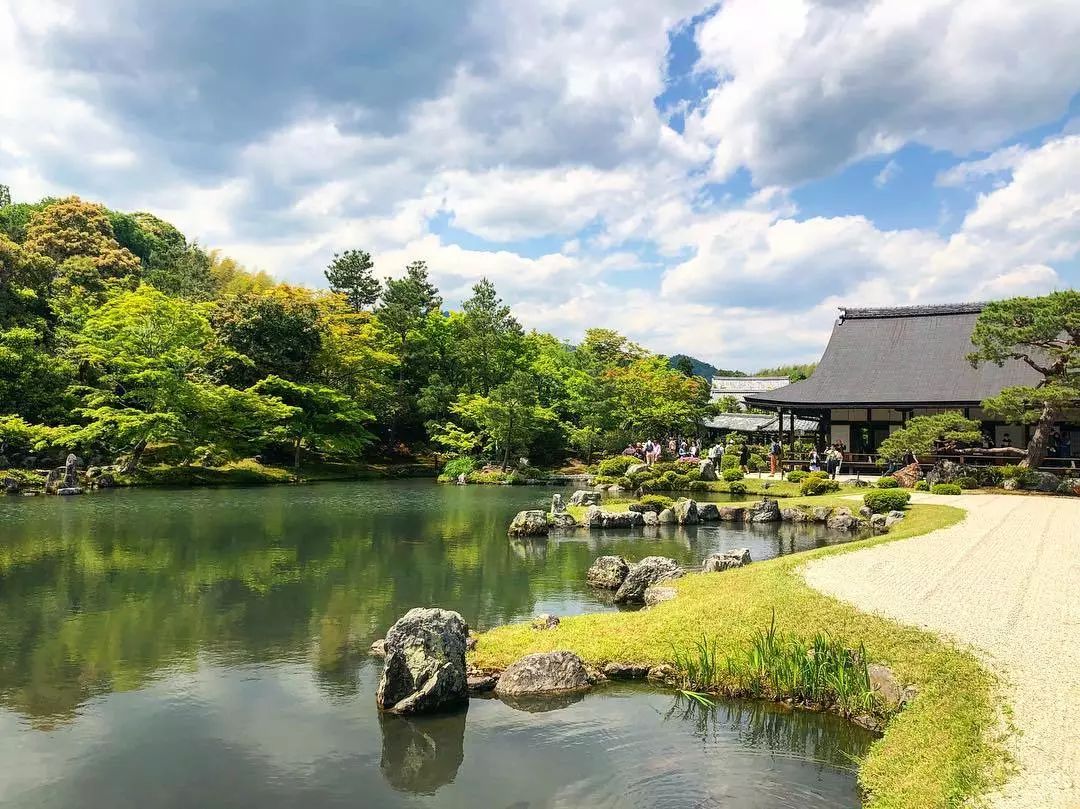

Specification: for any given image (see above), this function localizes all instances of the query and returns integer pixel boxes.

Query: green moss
[475,501,1004,809]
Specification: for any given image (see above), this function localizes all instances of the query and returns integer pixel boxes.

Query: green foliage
[747,453,766,472]
[863,490,911,514]
[325,249,380,312]
[639,494,675,511]
[876,476,899,488]
[722,467,744,482]
[719,452,739,470]
[955,476,979,490]
[440,456,476,480]
[597,455,638,476]
[728,481,747,495]
[915,480,929,491]
[931,483,962,496]
[800,477,840,496]
[1001,465,1037,488]
[786,469,807,482]
[876,413,983,461]
[755,363,816,382]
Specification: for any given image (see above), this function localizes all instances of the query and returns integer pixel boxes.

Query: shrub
[915,480,929,491]
[876,476,899,488]
[931,483,962,495]
[955,475,979,490]
[688,480,709,491]
[442,456,477,480]
[722,467,745,482]
[748,453,766,472]
[728,481,747,496]
[659,470,679,486]
[640,494,674,511]
[684,468,702,482]
[653,462,677,475]
[806,470,830,480]
[597,455,638,477]
[615,476,633,489]
[675,460,698,474]
[976,466,1004,487]
[801,477,840,496]
[719,453,739,470]
[673,474,692,489]
[593,474,618,485]
[850,479,871,488]
[786,470,808,483]
[864,489,911,514]
[628,470,655,487]
[1001,465,1037,488]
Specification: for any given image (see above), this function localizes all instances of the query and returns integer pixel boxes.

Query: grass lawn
[475,496,1007,809]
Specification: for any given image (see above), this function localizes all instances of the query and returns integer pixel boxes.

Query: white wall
[831,424,851,448]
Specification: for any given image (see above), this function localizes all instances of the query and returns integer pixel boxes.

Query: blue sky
[2,0,1078,370]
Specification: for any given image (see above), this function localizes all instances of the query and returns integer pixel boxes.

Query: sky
[2,0,1078,371]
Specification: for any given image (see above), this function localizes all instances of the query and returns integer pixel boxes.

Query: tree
[459,278,524,395]
[249,375,374,469]
[210,286,323,386]
[325,249,381,312]
[875,413,983,462]
[23,196,141,282]
[968,291,1079,468]
[0,184,10,208]
[375,261,442,442]
[673,355,695,377]
[757,363,816,382]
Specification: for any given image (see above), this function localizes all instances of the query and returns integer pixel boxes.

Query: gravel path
[803,494,1080,809]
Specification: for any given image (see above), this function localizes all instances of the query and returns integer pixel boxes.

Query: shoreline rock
[614,556,684,604]
[586,555,630,589]
[494,651,591,696]
[376,608,469,715]
[702,548,751,572]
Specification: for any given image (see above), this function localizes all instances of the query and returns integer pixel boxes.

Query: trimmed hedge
[915,480,929,491]
[955,475,979,490]
[728,481,747,496]
[597,455,638,477]
[931,483,962,495]
[864,489,911,514]
[722,467,745,482]
[786,470,808,483]
[800,477,840,496]
[876,476,899,488]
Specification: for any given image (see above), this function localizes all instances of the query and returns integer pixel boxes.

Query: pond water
[0,480,874,808]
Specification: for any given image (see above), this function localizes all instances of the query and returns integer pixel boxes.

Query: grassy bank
[114,459,437,488]
[474,498,1006,809]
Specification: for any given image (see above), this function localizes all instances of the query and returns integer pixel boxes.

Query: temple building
[743,303,1073,456]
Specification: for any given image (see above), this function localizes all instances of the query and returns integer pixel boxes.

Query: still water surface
[0,481,873,808]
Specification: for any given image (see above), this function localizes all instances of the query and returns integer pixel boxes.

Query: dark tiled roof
[745,303,1041,409]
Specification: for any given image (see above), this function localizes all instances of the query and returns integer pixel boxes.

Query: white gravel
[803,493,1080,809]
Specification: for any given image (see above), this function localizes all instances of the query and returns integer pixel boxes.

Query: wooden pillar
[789,410,795,451]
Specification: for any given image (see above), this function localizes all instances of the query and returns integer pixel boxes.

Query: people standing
[809,447,820,472]
[768,437,782,477]
[739,443,750,474]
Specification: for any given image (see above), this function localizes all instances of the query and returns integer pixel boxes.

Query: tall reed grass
[671,611,884,719]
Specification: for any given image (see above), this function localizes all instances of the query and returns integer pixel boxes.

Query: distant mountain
[668,354,744,380]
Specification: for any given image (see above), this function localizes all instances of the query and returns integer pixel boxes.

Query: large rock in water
[893,462,921,488]
[586,555,630,589]
[826,507,859,531]
[746,499,781,523]
[698,503,720,521]
[495,651,590,696]
[716,506,745,521]
[614,556,684,604]
[550,493,565,514]
[508,510,549,537]
[376,608,469,715]
[673,499,699,525]
[701,548,751,572]
[569,490,601,506]
[548,512,577,530]
[586,508,644,528]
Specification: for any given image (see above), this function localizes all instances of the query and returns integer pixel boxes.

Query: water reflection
[379,708,468,794]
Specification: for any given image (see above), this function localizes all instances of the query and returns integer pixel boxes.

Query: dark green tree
[673,355,695,376]
[460,277,524,395]
[325,249,381,312]
[969,291,1080,468]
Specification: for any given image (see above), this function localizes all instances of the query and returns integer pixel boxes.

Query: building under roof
[710,376,791,406]
[702,412,819,435]
[743,302,1055,455]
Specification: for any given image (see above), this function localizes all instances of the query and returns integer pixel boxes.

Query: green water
[0,480,874,807]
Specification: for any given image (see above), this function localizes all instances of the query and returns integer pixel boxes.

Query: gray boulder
[698,460,717,481]
[870,513,888,530]
[57,487,84,496]
[868,663,917,709]
[747,499,781,523]
[657,508,676,524]
[376,608,469,715]
[643,584,678,606]
[3,477,20,495]
[531,614,560,631]
[702,548,751,572]
[811,506,833,523]
[642,510,659,526]
[587,509,644,529]
[885,510,906,528]
[826,507,859,531]
[1029,471,1062,493]
[96,473,116,489]
[673,499,699,525]
[495,651,590,696]
[548,512,577,530]
[551,493,565,513]
[859,505,872,518]
[614,556,684,604]
[370,639,387,657]
[586,555,630,589]
[698,503,720,521]
[508,510,549,537]
[925,460,962,487]
[781,507,811,522]
[627,463,648,476]
[716,506,746,521]
[570,490,601,506]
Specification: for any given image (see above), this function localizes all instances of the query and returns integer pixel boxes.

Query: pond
[0,480,874,808]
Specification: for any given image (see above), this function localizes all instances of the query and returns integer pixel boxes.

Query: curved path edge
[803,493,1080,809]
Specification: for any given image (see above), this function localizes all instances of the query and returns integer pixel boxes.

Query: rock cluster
[531,613,560,631]
[376,608,469,715]
[746,499,781,522]
[701,548,751,572]
[614,556,684,604]
[585,506,644,528]
[569,490,601,507]
[508,510,550,537]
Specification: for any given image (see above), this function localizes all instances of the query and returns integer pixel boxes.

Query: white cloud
[874,159,901,189]
[686,0,1080,185]
[935,144,1029,188]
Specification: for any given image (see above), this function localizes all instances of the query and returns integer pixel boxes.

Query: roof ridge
[839,302,987,319]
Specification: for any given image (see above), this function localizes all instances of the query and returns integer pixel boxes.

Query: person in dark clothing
[739,443,750,474]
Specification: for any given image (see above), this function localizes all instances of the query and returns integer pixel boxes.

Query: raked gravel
[803,493,1080,809]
